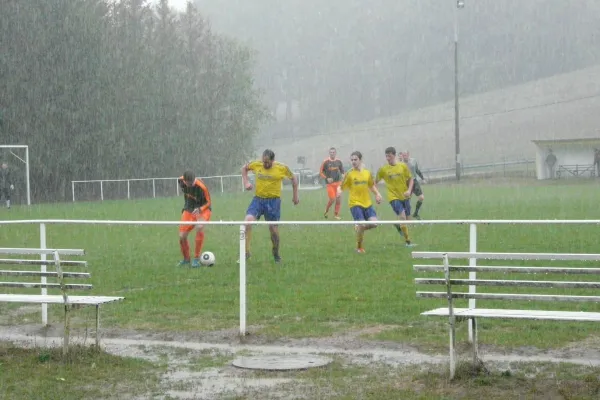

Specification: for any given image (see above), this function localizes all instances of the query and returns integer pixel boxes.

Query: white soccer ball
[200,251,215,266]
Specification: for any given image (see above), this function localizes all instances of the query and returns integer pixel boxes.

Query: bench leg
[95,305,100,348]
[63,305,70,357]
[471,317,479,364]
[448,316,456,380]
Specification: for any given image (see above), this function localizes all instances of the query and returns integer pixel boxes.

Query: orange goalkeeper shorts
[326,182,341,199]
[179,209,211,233]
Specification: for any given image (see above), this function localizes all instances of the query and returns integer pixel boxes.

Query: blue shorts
[390,199,411,216]
[246,196,281,221]
[350,205,377,221]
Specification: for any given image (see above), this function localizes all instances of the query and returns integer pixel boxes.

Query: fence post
[468,223,477,342]
[71,182,75,202]
[152,179,156,198]
[239,224,247,336]
[176,179,180,196]
[127,180,131,200]
[100,181,104,201]
[220,176,224,193]
[40,223,48,326]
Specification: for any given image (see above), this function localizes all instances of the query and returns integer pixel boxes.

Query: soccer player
[0,162,14,209]
[319,147,345,219]
[241,149,299,263]
[336,151,382,253]
[400,151,426,219]
[376,147,417,247]
[177,171,212,268]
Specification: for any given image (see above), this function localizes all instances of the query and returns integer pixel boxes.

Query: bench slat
[415,278,600,289]
[417,291,600,302]
[0,259,87,267]
[421,307,600,322]
[412,252,600,261]
[0,270,90,278]
[413,265,600,274]
[0,248,85,256]
[0,282,92,290]
[0,294,124,305]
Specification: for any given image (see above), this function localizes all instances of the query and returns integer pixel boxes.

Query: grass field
[1,178,600,352]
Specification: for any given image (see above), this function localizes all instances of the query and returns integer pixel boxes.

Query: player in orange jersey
[177,171,212,268]
[319,147,345,219]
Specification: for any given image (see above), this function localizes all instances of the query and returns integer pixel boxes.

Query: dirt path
[2,324,600,399]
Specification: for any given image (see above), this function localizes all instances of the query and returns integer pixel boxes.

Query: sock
[394,224,403,236]
[6,200,10,208]
[334,201,341,216]
[356,227,364,249]
[179,238,190,261]
[245,228,252,255]
[401,225,411,242]
[194,231,205,258]
[414,200,423,216]
[270,231,280,257]
[325,199,334,214]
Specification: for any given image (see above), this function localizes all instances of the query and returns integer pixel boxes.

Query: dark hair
[183,170,195,182]
[350,151,362,160]
[385,147,396,155]
[262,149,275,161]
[329,147,336,151]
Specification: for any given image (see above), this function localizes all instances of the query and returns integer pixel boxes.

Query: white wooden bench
[412,251,600,379]
[0,248,124,355]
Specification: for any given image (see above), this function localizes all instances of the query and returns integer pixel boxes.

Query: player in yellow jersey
[376,147,417,247]
[336,151,382,253]
[241,149,299,263]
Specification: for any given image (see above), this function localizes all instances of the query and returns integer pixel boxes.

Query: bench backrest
[412,251,600,304]
[0,248,91,299]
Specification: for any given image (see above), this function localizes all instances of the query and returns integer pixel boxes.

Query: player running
[319,147,345,219]
[376,147,417,247]
[337,151,382,253]
[0,162,14,209]
[177,171,212,268]
[241,149,299,263]
[400,151,426,219]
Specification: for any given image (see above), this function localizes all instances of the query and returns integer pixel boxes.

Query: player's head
[262,149,275,169]
[350,151,362,169]
[400,151,410,162]
[182,170,195,186]
[385,147,396,165]
[1,162,6,169]
[328,147,336,160]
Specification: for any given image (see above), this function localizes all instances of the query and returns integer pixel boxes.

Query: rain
[1,0,599,202]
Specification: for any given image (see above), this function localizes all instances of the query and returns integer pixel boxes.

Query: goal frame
[1,145,31,205]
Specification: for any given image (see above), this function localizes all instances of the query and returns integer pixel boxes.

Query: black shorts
[411,180,423,197]
[0,188,9,200]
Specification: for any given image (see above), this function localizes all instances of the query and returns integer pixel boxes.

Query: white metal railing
[2,219,598,337]
[70,172,311,202]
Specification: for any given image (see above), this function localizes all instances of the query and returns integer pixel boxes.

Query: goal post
[0,145,31,205]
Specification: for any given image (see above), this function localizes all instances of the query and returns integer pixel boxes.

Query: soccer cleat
[323,213,329,219]
[412,214,421,220]
[334,215,341,220]
[274,255,282,263]
[356,248,366,254]
[178,259,191,266]
[236,252,251,263]
[191,258,201,268]
[405,242,418,248]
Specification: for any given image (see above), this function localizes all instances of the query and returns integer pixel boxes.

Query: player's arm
[319,160,328,179]
[368,173,382,203]
[375,168,383,184]
[197,181,211,212]
[337,173,349,197]
[284,165,299,204]
[177,176,186,189]
[241,161,254,189]
[414,162,425,181]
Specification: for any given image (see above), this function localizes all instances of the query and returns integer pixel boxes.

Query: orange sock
[325,199,334,213]
[194,231,205,258]
[179,238,190,261]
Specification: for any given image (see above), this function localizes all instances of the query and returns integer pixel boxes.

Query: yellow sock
[401,225,410,242]
[356,228,364,248]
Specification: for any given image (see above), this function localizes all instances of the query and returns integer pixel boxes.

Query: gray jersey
[405,158,424,181]
[0,168,11,189]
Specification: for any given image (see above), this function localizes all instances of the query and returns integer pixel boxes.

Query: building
[532,138,600,180]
